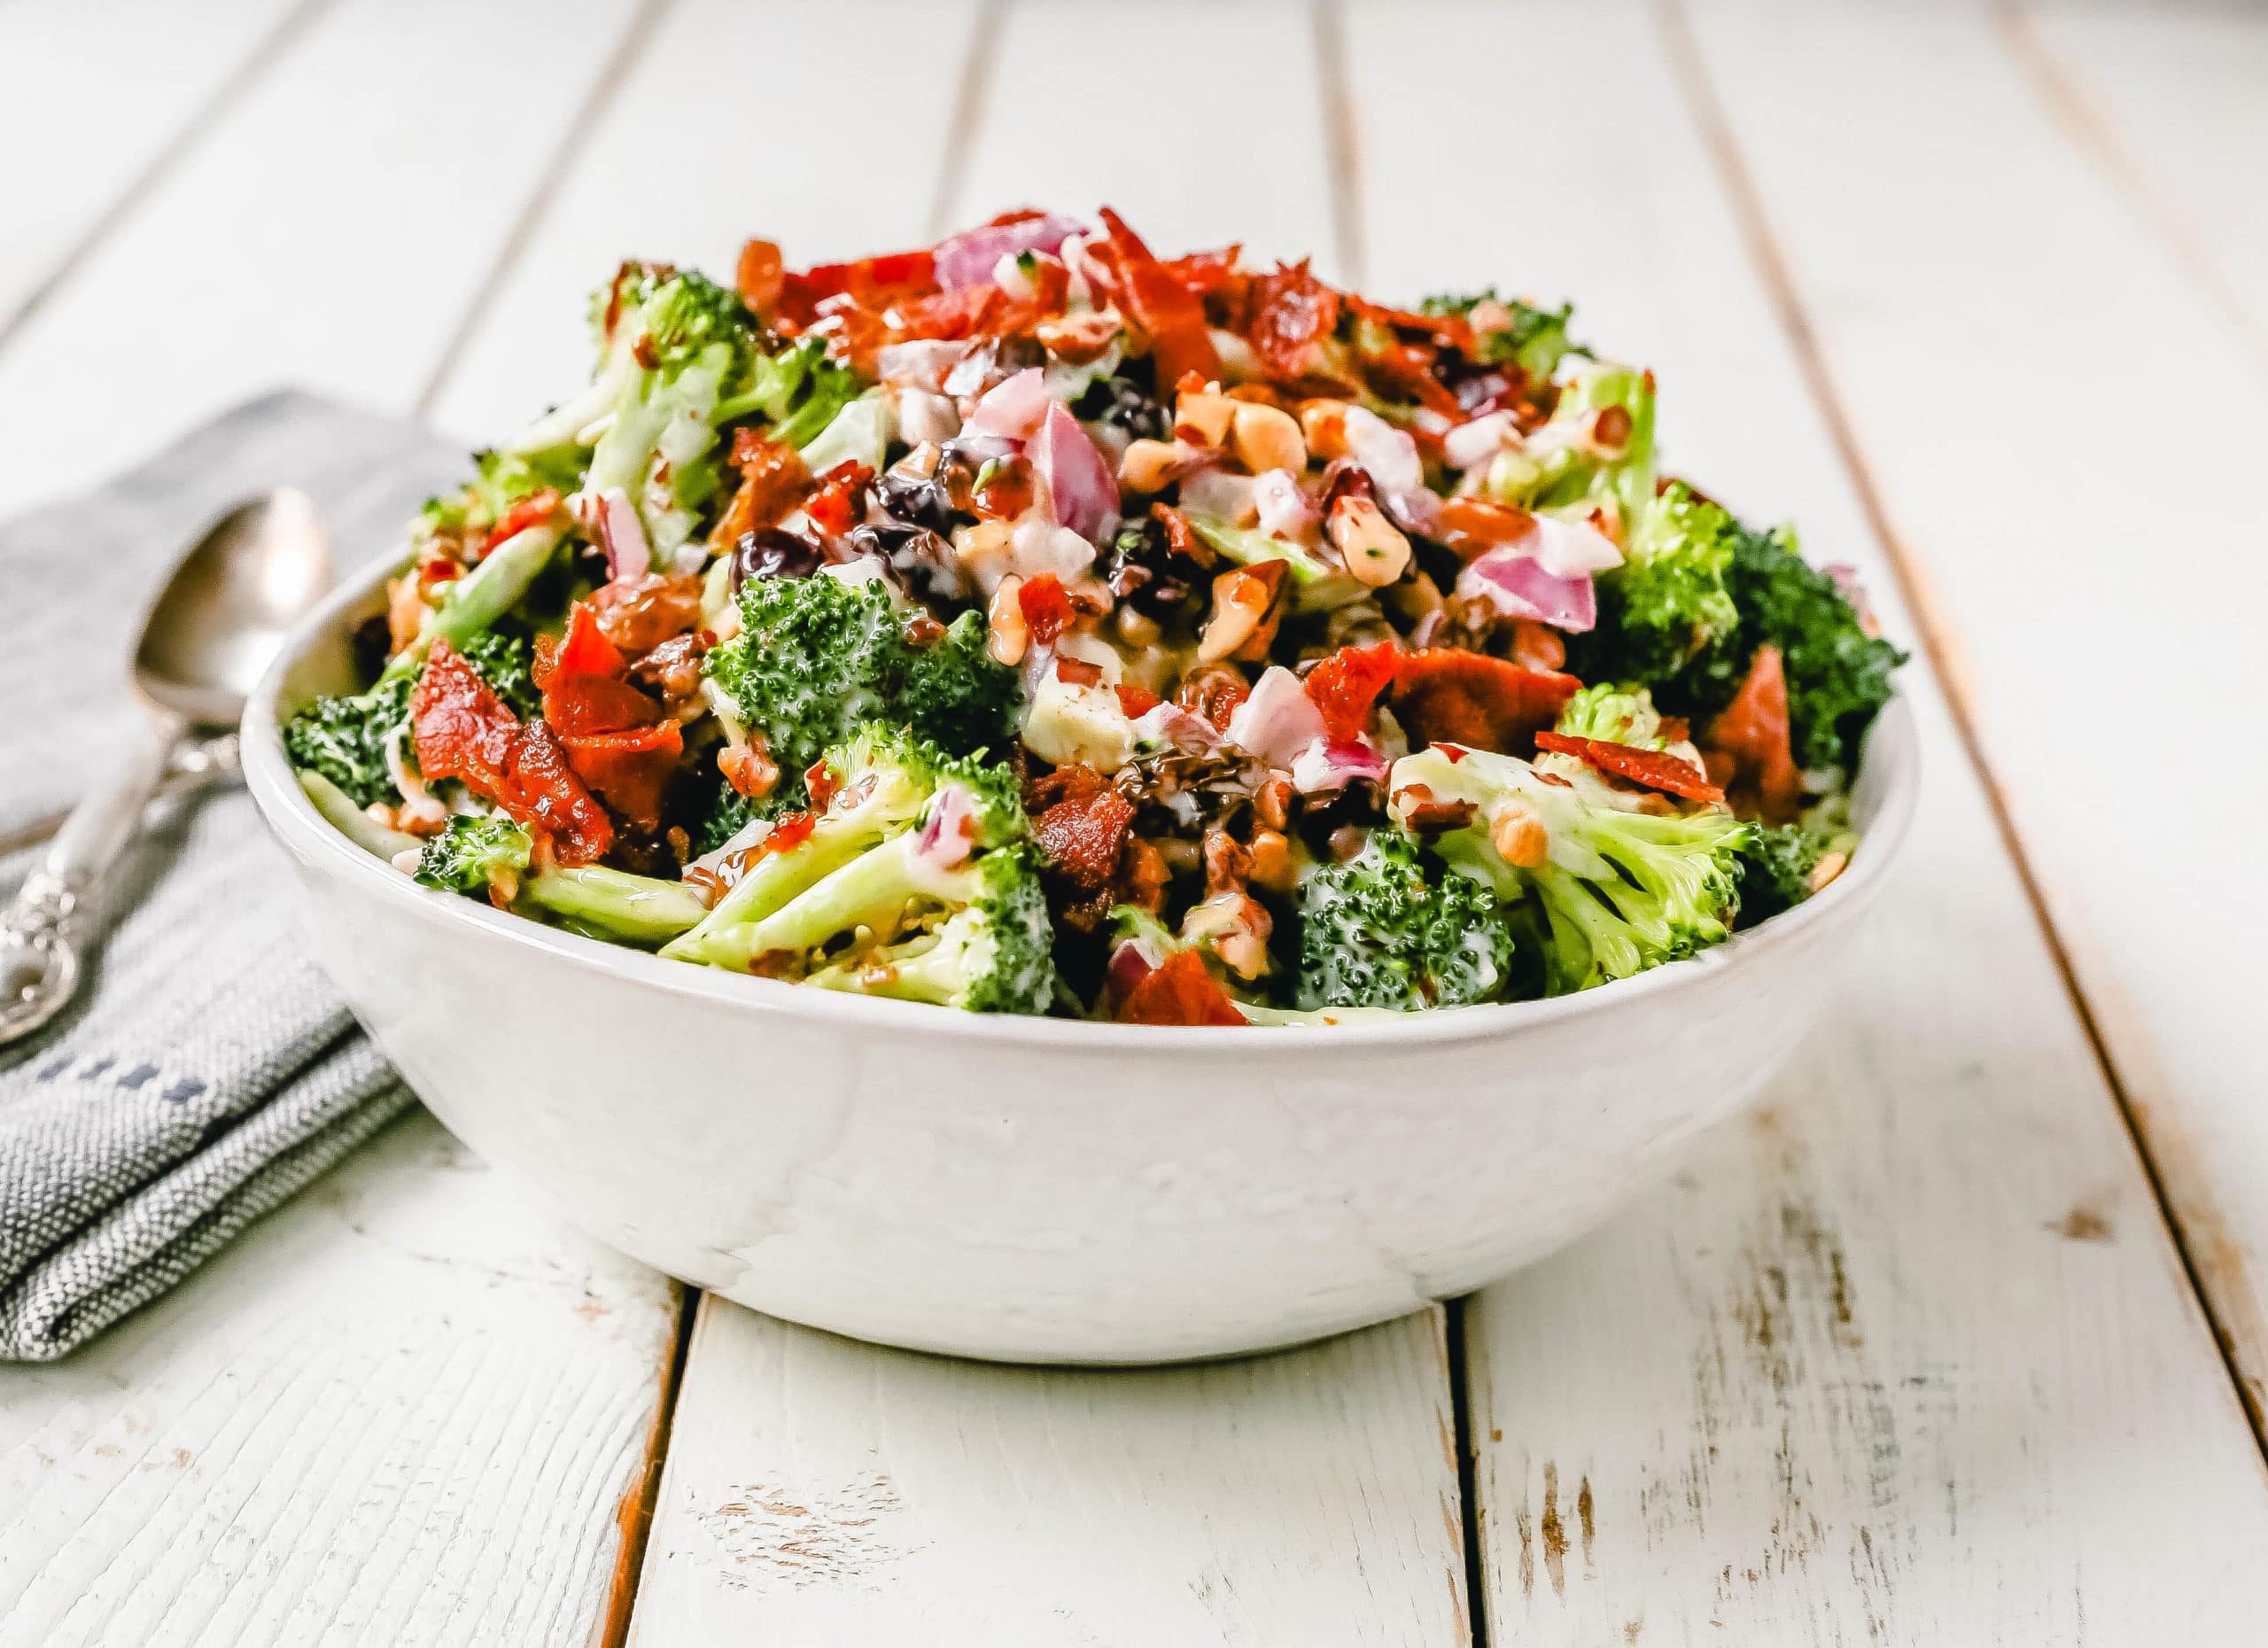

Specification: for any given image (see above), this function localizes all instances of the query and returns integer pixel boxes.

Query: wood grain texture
[0,0,309,343]
[0,0,643,519]
[627,1299,1466,1647]
[425,0,984,444]
[1682,0,2268,1431]
[0,1115,680,1648]
[1351,1,2268,1639]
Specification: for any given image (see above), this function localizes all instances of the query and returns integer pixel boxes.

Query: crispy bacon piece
[1390,650,1580,755]
[1151,501,1212,567]
[1160,245,1252,328]
[590,574,706,654]
[1115,950,1246,1027]
[775,248,936,328]
[1303,641,1402,742]
[1247,260,1341,381]
[543,672,663,737]
[803,461,875,539]
[1534,731,1726,805]
[481,488,561,556]
[890,283,1004,341]
[412,644,614,865]
[1705,644,1804,822]
[1018,573,1074,647]
[561,721,684,832]
[1433,496,1538,563]
[548,602,623,680]
[1114,682,1161,718]
[1092,207,1222,390]
[1032,769,1137,932]
[735,238,785,317]
[708,430,812,549]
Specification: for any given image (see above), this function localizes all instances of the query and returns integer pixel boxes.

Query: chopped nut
[1035,308,1122,363]
[987,573,1029,665]
[1327,495,1412,587]
[1245,828,1295,893]
[1252,774,1293,830]
[1508,618,1566,672]
[1807,849,1850,893]
[1299,400,1352,460]
[1174,387,1237,448]
[1489,801,1549,868]
[1588,403,1633,458]
[1198,568,1273,662]
[889,440,942,481]
[1228,401,1307,476]
[1327,824,1370,861]
[1115,605,1161,648]
[1118,438,1201,494]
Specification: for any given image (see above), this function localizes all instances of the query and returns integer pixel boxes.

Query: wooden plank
[1350,0,2268,1639]
[938,0,1345,283]
[0,0,308,343]
[0,0,644,519]
[0,4,694,1643]
[618,4,1467,1640]
[627,1300,1466,1648]
[1682,0,2268,1429]
[425,0,985,444]
[2013,1,2268,377]
[0,1114,680,1647]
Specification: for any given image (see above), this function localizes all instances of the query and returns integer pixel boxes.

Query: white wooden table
[5,1,2267,1640]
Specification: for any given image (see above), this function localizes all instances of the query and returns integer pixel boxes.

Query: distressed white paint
[0,1115,678,1647]
[1355,0,2268,1638]
[627,1299,1466,1646]
[0,0,642,518]
[1686,0,2268,1424]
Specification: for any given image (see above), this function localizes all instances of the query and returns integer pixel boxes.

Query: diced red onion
[1342,406,1424,496]
[967,368,1052,440]
[594,486,649,583]
[1524,512,1623,578]
[1132,702,1223,754]
[1252,468,1317,540]
[933,213,1082,290]
[1289,736,1389,794]
[914,784,978,871]
[1457,547,1597,632]
[1443,410,1518,471]
[1032,400,1119,542]
[1223,666,1324,770]
[1105,939,1158,1003]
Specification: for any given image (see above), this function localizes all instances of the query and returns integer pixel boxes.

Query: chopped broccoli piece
[1294,827,1515,1011]
[455,628,542,719]
[714,336,865,446]
[419,446,586,543]
[1419,288,1580,378]
[299,770,421,860]
[664,727,1052,1014]
[1554,682,1667,750]
[380,524,564,685]
[1482,360,1655,529]
[1730,820,1823,929]
[1184,512,1368,611]
[415,815,532,897]
[1570,483,1742,688]
[416,813,705,944]
[1715,527,1905,772]
[794,388,891,476]
[283,673,413,809]
[704,574,1019,810]
[1391,745,1747,994]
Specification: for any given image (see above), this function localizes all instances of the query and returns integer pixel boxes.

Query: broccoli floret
[283,673,413,808]
[419,446,586,543]
[663,727,1052,1014]
[713,335,865,447]
[1554,682,1667,750]
[1570,483,1742,688]
[415,813,706,944]
[1419,288,1579,379]
[1482,360,1655,529]
[1730,820,1824,929]
[1294,827,1515,1011]
[415,814,532,897]
[1391,745,1747,994]
[809,850,1053,1014]
[704,574,1019,810]
[455,628,542,719]
[1714,527,1905,772]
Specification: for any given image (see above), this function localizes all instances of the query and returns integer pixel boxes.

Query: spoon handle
[0,726,183,1046]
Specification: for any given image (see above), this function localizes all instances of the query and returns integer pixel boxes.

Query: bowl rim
[243,548,1922,1054]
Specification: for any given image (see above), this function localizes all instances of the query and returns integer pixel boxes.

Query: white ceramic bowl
[245,556,1919,1364]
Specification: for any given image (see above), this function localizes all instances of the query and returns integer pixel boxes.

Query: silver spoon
[0,490,334,1046]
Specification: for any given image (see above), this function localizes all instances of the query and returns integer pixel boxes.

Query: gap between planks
[1654,0,2268,1464]
[599,1284,702,1648]
[0,0,332,357]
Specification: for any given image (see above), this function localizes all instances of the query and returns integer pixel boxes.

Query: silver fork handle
[0,725,183,1046]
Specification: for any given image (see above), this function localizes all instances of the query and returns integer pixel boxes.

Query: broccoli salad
[285,207,1904,1026]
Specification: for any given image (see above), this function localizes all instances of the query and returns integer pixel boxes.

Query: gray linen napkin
[0,391,463,1359]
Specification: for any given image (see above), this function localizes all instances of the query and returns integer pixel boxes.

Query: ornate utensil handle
[0,728,182,1046]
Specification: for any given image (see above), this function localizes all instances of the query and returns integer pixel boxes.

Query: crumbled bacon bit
[710,431,812,548]
[561,721,684,831]
[590,574,706,654]
[1176,663,1250,732]
[1091,207,1223,390]
[1018,573,1074,647]
[1247,260,1341,382]
[1054,655,1105,688]
[719,742,779,801]
[1115,950,1245,1027]
[1033,771,1137,932]
[1114,682,1162,718]
[763,811,816,857]
[1390,650,1579,755]
[804,461,875,539]
[487,488,561,549]
[1534,730,1726,805]
[1705,644,1804,822]
[804,757,841,810]
[1302,641,1402,742]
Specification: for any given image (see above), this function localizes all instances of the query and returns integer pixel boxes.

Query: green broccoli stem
[381,524,563,685]
[709,833,982,966]
[299,770,421,860]
[661,816,909,965]
[809,923,967,1006]
[519,863,707,947]
[1185,513,1367,612]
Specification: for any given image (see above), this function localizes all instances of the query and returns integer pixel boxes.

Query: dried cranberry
[729,526,823,589]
